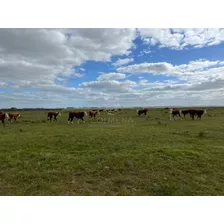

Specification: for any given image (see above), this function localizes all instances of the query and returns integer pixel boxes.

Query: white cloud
[112,58,134,67]
[80,79,137,93]
[97,73,126,81]
[117,59,224,84]
[2,28,224,107]
[138,28,224,49]
[0,81,8,87]
[0,28,136,86]
[139,79,148,86]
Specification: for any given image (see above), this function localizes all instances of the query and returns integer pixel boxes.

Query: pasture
[0,107,224,195]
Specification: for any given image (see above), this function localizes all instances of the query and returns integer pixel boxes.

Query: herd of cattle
[0,108,207,126]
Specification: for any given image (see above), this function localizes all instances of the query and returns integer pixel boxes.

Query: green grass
[1,108,224,195]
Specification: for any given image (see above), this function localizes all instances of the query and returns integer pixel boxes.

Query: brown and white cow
[47,111,61,121]
[169,108,182,120]
[88,110,99,119]
[137,108,148,116]
[8,113,22,123]
[0,113,9,126]
[68,111,87,124]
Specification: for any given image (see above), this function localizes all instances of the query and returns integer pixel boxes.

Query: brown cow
[195,109,207,119]
[137,108,148,116]
[68,111,87,124]
[181,109,190,118]
[88,110,99,119]
[47,111,61,121]
[8,113,22,123]
[169,108,182,120]
[0,113,9,126]
[188,109,207,120]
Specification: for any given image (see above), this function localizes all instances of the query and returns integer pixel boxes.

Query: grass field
[1,107,224,196]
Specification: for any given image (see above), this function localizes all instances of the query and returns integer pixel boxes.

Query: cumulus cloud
[80,79,137,93]
[97,73,126,81]
[138,28,224,49]
[0,28,136,85]
[117,59,224,84]
[112,58,134,67]
[1,28,224,107]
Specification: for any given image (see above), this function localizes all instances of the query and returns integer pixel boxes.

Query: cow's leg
[68,117,72,124]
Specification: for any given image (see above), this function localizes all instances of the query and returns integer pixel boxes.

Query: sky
[1,28,224,108]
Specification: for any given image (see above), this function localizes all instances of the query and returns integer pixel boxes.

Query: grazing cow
[99,109,104,112]
[47,111,61,121]
[88,110,99,119]
[137,108,148,116]
[169,108,182,120]
[0,113,9,126]
[8,113,22,123]
[68,111,87,124]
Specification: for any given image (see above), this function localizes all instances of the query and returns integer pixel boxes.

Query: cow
[68,111,87,124]
[47,111,61,121]
[88,110,99,119]
[169,108,182,120]
[195,109,207,119]
[188,109,207,120]
[0,113,9,127]
[137,108,148,116]
[181,109,190,118]
[8,113,22,123]
[99,109,104,112]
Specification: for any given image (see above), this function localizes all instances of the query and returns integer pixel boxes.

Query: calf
[88,110,99,119]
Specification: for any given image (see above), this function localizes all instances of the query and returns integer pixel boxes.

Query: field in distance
[0,107,224,195]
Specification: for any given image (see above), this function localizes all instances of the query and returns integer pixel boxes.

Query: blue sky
[1,28,224,108]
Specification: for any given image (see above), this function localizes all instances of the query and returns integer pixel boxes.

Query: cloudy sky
[1,28,224,108]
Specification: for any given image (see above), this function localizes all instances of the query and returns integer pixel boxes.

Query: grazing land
[0,107,224,195]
